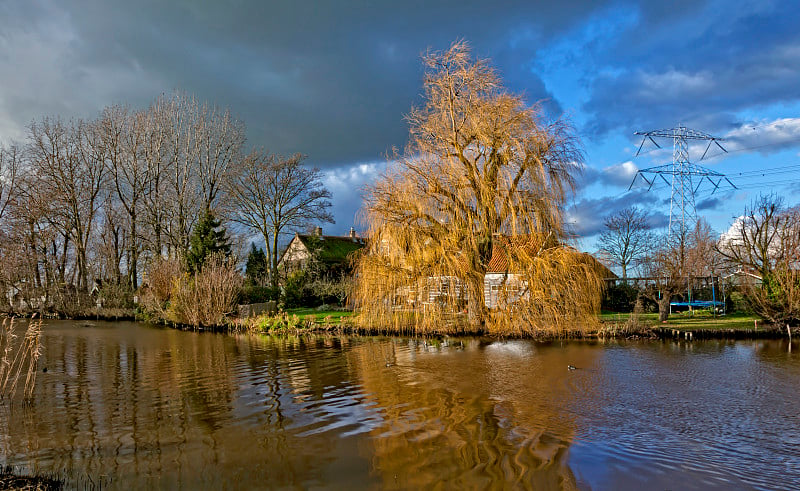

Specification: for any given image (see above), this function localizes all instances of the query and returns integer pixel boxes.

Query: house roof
[293,234,366,264]
[486,236,529,273]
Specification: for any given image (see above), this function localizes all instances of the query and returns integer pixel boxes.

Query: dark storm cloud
[4,0,800,237]
[0,0,607,166]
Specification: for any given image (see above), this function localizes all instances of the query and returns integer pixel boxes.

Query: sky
[2,0,800,254]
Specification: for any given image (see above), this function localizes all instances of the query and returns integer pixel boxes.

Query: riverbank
[7,307,795,341]
[599,311,798,340]
[239,309,796,341]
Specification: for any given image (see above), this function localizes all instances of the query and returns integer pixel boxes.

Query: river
[0,320,798,489]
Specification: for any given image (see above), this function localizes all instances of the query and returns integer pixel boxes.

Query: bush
[602,283,640,312]
[239,285,280,304]
[283,270,314,308]
[96,282,135,309]
[141,257,183,318]
[251,312,311,332]
[282,271,351,308]
[167,253,243,327]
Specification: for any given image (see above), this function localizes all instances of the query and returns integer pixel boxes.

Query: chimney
[349,227,357,239]
[314,226,322,236]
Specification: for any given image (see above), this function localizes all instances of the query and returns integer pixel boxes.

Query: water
[1,320,798,489]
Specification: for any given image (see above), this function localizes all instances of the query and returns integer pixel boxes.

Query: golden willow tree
[352,41,603,336]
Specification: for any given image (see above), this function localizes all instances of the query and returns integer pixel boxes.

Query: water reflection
[0,322,798,490]
[347,339,604,489]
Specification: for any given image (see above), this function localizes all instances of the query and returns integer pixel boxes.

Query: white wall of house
[484,273,528,309]
[278,236,311,271]
[484,273,505,309]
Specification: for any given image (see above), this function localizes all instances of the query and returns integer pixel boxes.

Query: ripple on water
[2,324,800,490]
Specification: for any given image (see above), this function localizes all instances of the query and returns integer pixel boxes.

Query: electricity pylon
[628,125,736,242]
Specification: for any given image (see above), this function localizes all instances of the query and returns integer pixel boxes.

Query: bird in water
[567,365,577,370]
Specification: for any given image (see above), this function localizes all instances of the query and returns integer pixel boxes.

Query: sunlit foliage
[352,41,602,336]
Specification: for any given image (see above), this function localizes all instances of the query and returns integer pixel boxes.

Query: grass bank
[599,311,796,339]
[233,308,355,334]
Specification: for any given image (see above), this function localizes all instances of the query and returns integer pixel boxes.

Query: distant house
[392,235,615,310]
[278,227,366,279]
[482,236,616,309]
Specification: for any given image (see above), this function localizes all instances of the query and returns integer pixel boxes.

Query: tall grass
[0,317,43,401]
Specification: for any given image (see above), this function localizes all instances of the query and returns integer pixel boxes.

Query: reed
[0,316,43,401]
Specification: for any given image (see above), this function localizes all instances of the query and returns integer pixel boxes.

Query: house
[278,227,366,279]
[392,234,614,310]
[481,236,615,309]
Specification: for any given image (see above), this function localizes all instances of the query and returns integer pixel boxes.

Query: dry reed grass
[0,316,43,401]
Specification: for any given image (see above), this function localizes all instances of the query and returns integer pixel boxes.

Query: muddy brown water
[1,320,798,489]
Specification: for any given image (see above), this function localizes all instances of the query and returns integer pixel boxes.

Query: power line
[699,135,800,162]
[629,125,734,243]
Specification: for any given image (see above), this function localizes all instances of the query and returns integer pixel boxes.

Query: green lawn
[600,311,761,331]
[286,308,354,323]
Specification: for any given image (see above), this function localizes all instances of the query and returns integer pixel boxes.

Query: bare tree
[28,118,106,292]
[717,194,800,323]
[140,95,172,257]
[154,92,245,255]
[0,92,250,316]
[98,105,148,288]
[638,220,723,323]
[353,41,600,334]
[196,101,245,212]
[685,218,721,277]
[0,143,21,222]
[227,151,333,288]
[640,234,690,323]
[162,93,202,254]
[598,206,655,279]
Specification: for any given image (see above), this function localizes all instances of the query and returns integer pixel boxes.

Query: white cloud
[723,117,800,155]
[322,161,386,234]
[639,69,714,99]
[600,160,639,187]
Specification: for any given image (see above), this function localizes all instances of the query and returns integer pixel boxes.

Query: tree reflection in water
[348,338,602,489]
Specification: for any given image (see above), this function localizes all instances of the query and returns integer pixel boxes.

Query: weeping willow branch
[352,41,602,336]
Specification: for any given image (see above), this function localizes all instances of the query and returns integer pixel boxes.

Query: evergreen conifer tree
[245,242,268,286]
[186,209,231,273]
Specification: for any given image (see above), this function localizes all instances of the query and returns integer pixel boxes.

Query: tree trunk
[129,215,138,289]
[466,274,486,328]
[271,230,280,290]
[658,295,670,323]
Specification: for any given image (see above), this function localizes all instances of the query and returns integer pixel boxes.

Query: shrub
[167,253,243,327]
[96,282,135,309]
[283,270,314,308]
[282,271,352,308]
[141,257,183,318]
[602,283,640,312]
[239,285,280,304]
